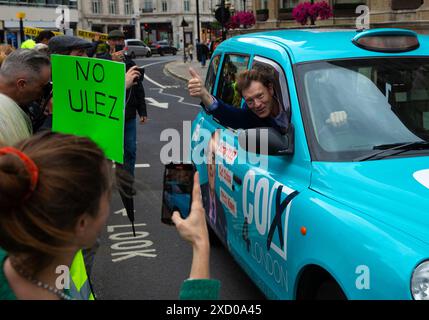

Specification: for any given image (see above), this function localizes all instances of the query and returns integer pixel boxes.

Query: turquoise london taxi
[190,28,429,300]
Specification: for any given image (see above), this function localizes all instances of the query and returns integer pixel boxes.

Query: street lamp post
[196,0,201,43]
[16,12,26,46]
[181,17,189,62]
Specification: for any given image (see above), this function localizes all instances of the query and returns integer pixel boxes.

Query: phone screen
[161,163,195,225]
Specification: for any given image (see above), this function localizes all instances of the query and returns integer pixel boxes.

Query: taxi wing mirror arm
[238,125,295,156]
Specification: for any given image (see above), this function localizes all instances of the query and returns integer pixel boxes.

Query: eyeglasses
[245,92,265,108]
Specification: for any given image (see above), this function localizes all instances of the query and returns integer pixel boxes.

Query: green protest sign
[51,54,125,163]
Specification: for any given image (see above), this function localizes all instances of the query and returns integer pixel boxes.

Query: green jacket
[0,249,220,300]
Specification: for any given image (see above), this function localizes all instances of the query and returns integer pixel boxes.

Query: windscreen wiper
[355,141,429,162]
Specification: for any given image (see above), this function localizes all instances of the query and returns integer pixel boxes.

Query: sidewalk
[165,58,209,82]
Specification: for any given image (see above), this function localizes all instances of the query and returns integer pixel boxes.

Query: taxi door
[191,53,250,247]
[226,56,306,299]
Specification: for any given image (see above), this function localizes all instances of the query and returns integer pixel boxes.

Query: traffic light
[144,23,150,32]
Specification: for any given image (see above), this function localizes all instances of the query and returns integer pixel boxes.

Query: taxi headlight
[411,261,429,300]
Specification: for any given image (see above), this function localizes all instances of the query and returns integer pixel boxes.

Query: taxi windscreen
[296,58,429,162]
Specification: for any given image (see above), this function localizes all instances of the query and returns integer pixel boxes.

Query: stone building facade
[250,0,429,34]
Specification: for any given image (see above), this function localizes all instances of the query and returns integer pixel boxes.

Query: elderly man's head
[0,49,51,107]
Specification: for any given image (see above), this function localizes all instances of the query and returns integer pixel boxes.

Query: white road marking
[140,60,200,107]
[114,208,129,217]
[145,97,169,109]
[140,60,172,89]
[135,164,151,168]
[152,88,200,108]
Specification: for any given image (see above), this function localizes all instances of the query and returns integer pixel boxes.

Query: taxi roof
[223,29,429,64]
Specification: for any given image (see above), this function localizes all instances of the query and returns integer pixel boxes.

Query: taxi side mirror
[238,125,294,156]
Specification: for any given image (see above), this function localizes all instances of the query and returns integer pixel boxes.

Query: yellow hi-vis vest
[20,39,36,49]
[69,250,95,300]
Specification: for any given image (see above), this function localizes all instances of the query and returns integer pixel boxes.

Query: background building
[250,0,429,34]
[78,0,141,39]
[0,0,79,46]
[139,0,216,49]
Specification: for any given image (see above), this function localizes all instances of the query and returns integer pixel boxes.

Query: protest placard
[51,55,125,163]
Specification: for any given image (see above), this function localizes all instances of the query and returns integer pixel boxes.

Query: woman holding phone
[0,131,219,300]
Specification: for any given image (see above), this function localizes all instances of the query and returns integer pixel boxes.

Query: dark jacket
[206,99,285,133]
[98,53,147,122]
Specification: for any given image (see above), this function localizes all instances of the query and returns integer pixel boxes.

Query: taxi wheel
[296,268,347,300]
[315,280,347,300]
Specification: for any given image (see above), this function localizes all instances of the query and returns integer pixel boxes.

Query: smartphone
[161,162,196,225]
[135,67,145,82]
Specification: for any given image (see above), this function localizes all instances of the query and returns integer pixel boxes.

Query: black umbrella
[116,165,136,237]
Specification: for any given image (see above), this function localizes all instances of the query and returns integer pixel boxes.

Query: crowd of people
[0,30,218,300]
[184,35,221,67]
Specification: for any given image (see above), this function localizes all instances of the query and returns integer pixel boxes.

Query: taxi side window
[205,55,221,95]
[252,57,291,122]
[216,54,250,108]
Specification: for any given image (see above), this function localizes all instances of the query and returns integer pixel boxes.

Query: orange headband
[0,147,39,196]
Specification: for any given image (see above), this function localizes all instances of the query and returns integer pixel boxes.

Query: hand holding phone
[162,162,196,225]
[172,172,209,246]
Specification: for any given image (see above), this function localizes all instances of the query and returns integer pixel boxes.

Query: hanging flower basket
[292,1,332,25]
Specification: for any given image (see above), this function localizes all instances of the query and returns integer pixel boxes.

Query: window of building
[162,0,168,12]
[109,0,118,14]
[391,0,423,10]
[333,0,367,17]
[143,0,153,12]
[92,0,102,14]
[184,0,190,12]
[260,0,268,9]
[124,0,133,15]
[280,0,299,9]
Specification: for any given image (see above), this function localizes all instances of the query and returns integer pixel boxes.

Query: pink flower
[293,1,332,25]
[228,11,256,29]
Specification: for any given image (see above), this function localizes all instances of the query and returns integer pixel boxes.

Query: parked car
[190,28,429,300]
[150,40,177,56]
[124,39,151,58]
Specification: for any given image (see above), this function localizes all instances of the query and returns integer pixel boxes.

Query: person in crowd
[199,42,209,68]
[21,30,55,50]
[187,42,194,62]
[0,45,15,66]
[33,43,49,55]
[0,49,51,144]
[24,36,95,132]
[99,30,148,178]
[0,131,219,300]
[208,35,218,58]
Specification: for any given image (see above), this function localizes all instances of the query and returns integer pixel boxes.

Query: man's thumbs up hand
[187,67,214,107]
[189,67,201,81]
